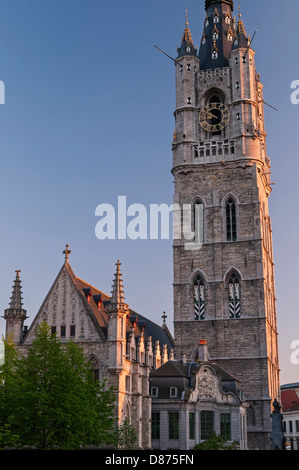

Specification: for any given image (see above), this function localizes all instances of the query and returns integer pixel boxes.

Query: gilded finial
[181,9,194,46]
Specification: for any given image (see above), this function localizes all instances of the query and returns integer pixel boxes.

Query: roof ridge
[76,276,110,298]
[171,360,187,376]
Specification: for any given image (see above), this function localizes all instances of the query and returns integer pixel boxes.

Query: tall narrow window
[169,412,179,440]
[226,199,237,241]
[152,413,160,440]
[189,413,195,440]
[201,410,214,440]
[194,275,205,320]
[89,357,99,382]
[192,200,204,244]
[220,414,231,440]
[228,273,241,318]
[70,325,76,337]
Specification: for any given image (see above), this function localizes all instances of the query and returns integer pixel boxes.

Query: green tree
[0,323,116,449]
[117,419,138,449]
[193,432,239,450]
[0,337,20,449]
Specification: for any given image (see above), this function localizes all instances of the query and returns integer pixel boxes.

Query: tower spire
[199,0,235,70]
[232,1,250,50]
[181,10,193,44]
[205,0,233,9]
[177,10,197,58]
[110,260,126,305]
[4,270,27,344]
[9,270,23,309]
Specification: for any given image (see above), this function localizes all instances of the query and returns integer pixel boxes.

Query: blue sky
[0,0,298,385]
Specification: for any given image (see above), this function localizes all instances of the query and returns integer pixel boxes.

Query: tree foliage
[193,432,239,450]
[117,419,138,449]
[0,322,117,449]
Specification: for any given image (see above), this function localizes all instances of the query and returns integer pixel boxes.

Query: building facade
[3,250,174,449]
[150,340,248,450]
[3,1,282,451]
[172,0,280,450]
[281,383,299,450]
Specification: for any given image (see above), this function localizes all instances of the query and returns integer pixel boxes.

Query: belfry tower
[172,1,280,450]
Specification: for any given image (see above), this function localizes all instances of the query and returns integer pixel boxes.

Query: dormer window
[234,39,239,46]
[205,15,209,28]
[225,14,231,24]
[151,387,158,398]
[227,29,233,41]
[212,50,218,60]
[186,46,191,53]
[202,34,206,45]
[213,26,219,40]
[170,387,178,398]
[213,7,220,23]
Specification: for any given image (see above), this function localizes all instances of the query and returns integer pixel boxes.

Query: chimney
[198,340,209,361]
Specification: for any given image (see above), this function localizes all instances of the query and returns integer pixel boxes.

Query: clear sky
[0,0,298,386]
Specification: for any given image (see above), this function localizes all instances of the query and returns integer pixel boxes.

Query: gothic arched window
[226,198,237,241]
[89,357,100,381]
[228,273,241,318]
[192,199,204,244]
[194,275,205,320]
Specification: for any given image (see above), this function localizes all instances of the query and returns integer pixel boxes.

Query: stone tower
[106,260,152,448]
[4,270,27,345]
[172,1,280,450]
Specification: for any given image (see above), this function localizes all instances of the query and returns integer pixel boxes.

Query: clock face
[199,102,230,132]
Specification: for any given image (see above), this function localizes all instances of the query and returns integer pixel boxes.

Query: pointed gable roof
[21,253,174,351]
[22,261,107,345]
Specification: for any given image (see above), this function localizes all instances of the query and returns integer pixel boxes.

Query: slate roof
[178,1,251,71]
[151,359,238,382]
[20,258,174,352]
[150,359,241,401]
[75,268,174,349]
[205,0,233,9]
[281,390,299,413]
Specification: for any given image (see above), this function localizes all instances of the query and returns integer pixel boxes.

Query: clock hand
[207,112,219,119]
